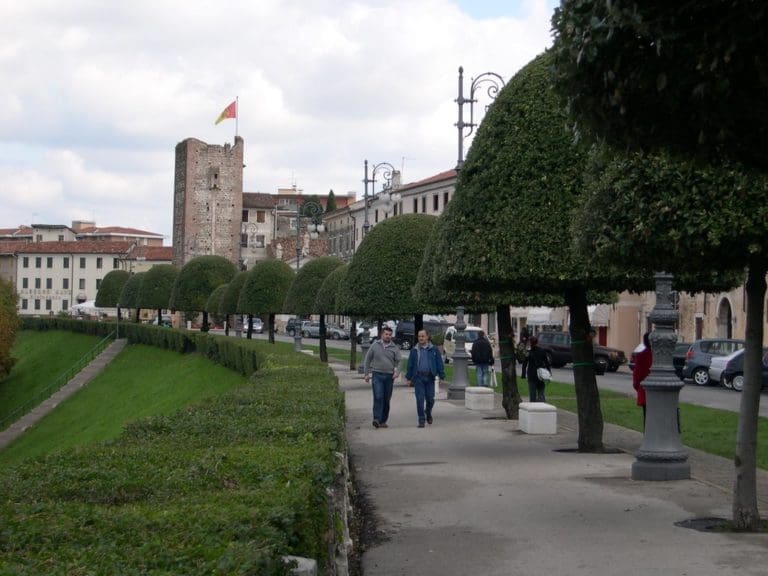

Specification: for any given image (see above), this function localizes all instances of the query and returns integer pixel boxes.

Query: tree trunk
[268,313,276,344]
[156,309,162,325]
[319,314,328,362]
[247,313,253,339]
[414,314,424,347]
[497,304,522,419]
[201,311,209,332]
[349,319,358,370]
[565,286,604,452]
[117,306,122,322]
[134,308,140,323]
[732,261,766,531]
[224,314,230,336]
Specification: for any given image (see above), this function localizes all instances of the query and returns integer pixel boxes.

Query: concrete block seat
[519,402,557,434]
[465,386,495,410]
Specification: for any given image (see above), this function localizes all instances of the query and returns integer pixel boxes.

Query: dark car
[394,319,451,350]
[682,338,745,386]
[720,347,768,392]
[629,341,690,381]
[535,331,627,373]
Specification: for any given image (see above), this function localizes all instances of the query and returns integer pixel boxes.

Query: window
[96,257,103,269]
[58,234,64,241]
[46,278,52,289]
[63,257,69,269]
[240,233,248,247]
[45,299,52,311]
[22,256,29,268]
[96,278,102,290]
[22,278,28,289]
[34,299,40,310]
[254,235,265,248]
[413,198,418,213]
[36,234,43,242]
[256,210,266,223]
[21,299,28,310]
[443,191,449,207]
[63,278,69,289]
[242,209,249,222]
[375,209,379,223]
[421,197,426,213]
[35,278,41,289]
[433,194,439,211]
[79,257,86,269]
[47,257,53,268]
[62,300,69,311]
[35,257,42,268]
[113,258,120,269]
[79,279,86,290]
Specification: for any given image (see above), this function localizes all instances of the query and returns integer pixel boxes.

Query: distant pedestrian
[526,335,550,402]
[471,330,494,387]
[364,326,401,429]
[405,329,446,428]
[517,331,530,378]
[632,332,653,428]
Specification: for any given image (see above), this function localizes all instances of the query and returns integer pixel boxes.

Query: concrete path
[0,338,128,450]
[331,362,768,576]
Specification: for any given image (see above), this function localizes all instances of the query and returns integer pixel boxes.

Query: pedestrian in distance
[470,330,494,387]
[363,326,402,429]
[526,335,550,402]
[517,330,530,379]
[405,329,446,428]
[632,332,653,429]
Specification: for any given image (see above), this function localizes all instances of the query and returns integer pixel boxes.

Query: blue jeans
[413,374,435,424]
[475,363,491,387]
[371,372,394,424]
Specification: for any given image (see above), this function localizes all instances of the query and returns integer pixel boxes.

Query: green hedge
[3,324,346,575]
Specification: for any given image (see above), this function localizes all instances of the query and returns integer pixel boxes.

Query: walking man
[364,326,401,429]
[405,329,446,428]
[470,330,494,387]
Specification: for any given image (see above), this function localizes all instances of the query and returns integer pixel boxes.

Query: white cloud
[0,0,555,239]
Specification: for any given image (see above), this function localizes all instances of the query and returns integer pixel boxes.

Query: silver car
[708,349,742,387]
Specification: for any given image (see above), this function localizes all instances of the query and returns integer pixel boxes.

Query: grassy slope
[0,331,101,422]
[0,344,245,466]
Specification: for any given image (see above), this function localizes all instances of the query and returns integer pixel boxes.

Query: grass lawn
[0,344,246,466]
[0,330,102,425]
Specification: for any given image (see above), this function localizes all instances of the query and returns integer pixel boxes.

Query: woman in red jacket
[632,332,653,428]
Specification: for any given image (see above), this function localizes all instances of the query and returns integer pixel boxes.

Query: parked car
[682,338,745,386]
[356,320,397,344]
[394,319,451,350]
[708,349,743,387]
[302,322,349,340]
[720,348,768,392]
[286,318,299,336]
[442,326,484,363]
[249,317,264,334]
[151,315,172,327]
[629,340,690,381]
[535,331,627,373]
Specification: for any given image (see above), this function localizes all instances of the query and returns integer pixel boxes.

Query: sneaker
[426,415,433,425]
[418,422,425,428]
[372,420,380,428]
[379,422,388,428]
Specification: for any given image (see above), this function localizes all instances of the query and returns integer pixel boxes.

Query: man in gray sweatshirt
[363,326,402,428]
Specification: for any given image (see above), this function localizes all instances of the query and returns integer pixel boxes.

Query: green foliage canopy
[95,270,129,308]
[137,264,178,311]
[551,1,768,170]
[284,257,344,315]
[169,256,237,313]
[341,214,437,317]
[220,271,248,316]
[239,260,296,315]
[119,273,145,309]
[0,278,19,380]
[315,265,347,314]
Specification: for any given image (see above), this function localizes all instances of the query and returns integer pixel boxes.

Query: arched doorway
[716,298,733,338]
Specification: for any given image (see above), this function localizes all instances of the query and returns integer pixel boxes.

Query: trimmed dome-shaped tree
[239,260,295,343]
[316,265,355,368]
[205,284,228,329]
[137,264,178,326]
[284,256,344,362]
[430,52,640,452]
[0,278,19,380]
[170,256,237,332]
[219,271,248,337]
[119,272,145,322]
[95,269,129,321]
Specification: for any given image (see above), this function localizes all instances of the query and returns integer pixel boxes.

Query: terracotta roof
[0,225,33,238]
[243,192,276,208]
[126,246,174,261]
[9,241,135,255]
[0,241,24,254]
[396,169,457,192]
[76,226,163,237]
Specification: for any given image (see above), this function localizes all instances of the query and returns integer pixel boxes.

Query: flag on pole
[215,100,237,125]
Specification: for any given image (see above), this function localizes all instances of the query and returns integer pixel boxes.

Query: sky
[1,0,557,243]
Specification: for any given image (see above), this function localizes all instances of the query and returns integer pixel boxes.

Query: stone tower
[172,136,244,267]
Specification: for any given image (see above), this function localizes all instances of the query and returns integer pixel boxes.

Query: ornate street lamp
[455,66,505,170]
[362,160,400,235]
[290,197,324,352]
[448,305,471,399]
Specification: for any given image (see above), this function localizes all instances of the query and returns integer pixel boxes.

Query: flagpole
[235,96,239,138]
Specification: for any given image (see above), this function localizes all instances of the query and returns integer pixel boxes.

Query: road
[219,330,768,417]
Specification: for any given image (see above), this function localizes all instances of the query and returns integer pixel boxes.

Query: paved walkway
[0,338,128,450]
[330,362,768,576]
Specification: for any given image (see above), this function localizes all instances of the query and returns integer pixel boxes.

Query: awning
[524,307,561,326]
[588,304,611,327]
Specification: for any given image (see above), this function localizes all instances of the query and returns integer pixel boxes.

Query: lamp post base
[294,334,302,352]
[632,460,690,481]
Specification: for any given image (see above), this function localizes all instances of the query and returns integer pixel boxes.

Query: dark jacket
[470,335,494,365]
[405,343,446,380]
[526,345,550,382]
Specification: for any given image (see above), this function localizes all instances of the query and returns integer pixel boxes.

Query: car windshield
[464,330,481,342]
